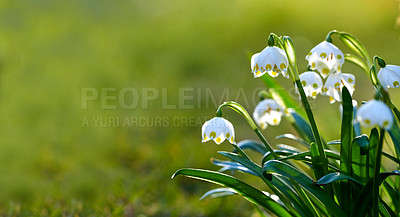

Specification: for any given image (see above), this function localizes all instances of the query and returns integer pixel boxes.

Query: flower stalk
[282,36,329,176]
[216,101,278,159]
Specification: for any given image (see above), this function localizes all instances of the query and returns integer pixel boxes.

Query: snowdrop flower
[322,72,355,103]
[356,100,393,130]
[297,71,323,98]
[378,65,400,90]
[202,117,235,145]
[253,99,284,129]
[251,46,289,78]
[306,41,344,79]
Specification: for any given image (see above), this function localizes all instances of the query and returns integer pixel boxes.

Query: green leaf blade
[172,168,292,217]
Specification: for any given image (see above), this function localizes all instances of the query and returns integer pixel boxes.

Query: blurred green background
[0,0,399,216]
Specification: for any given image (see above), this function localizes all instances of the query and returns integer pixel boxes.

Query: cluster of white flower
[201,37,398,145]
[303,41,354,103]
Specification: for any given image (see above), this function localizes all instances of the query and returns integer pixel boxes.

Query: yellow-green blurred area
[0,0,399,216]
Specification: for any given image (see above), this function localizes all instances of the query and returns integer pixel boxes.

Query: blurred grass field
[0,0,399,216]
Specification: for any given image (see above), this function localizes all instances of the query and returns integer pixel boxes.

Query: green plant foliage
[175,29,400,216]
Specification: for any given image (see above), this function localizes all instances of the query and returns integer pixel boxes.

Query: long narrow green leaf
[276,134,310,148]
[353,134,369,155]
[290,111,315,143]
[234,140,267,155]
[379,199,397,217]
[351,139,363,181]
[372,129,385,216]
[271,176,313,217]
[382,151,400,164]
[316,172,363,186]
[263,160,346,217]
[218,152,262,176]
[310,142,324,180]
[368,129,379,179]
[351,170,400,217]
[211,158,258,176]
[382,181,400,214]
[291,181,320,217]
[218,151,303,216]
[340,86,353,214]
[338,32,370,62]
[388,121,400,156]
[199,188,237,200]
[172,168,292,216]
[344,53,369,73]
[262,150,294,164]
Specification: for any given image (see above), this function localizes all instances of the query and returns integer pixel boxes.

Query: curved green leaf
[338,32,370,61]
[277,144,301,153]
[382,152,400,164]
[388,121,400,156]
[327,140,341,145]
[344,53,369,73]
[351,170,400,217]
[199,188,237,200]
[263,160,346,217]
[310,142,324,180]
[340,86,353,214]
[234,140,267,155]
[316,172,363,186]
[353,134,369,155]
[218,151,262,176]
[211,158,258,176]
[276,134,310,148]
[218,151,309,217]
[172,168,292,217]
[262,150,294,165]
[290,111,315,143]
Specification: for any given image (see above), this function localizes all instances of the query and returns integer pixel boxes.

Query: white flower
[378,65,400,90]
[306,41,344,79]
[253,99,284,129]
[251,46,289,78]
[356,100,393,130]
[322,72,355,103]
[202,117,235,145]
[297,71,323,98]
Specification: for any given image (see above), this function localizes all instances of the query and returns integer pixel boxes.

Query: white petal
[253,99,284,129]
[356,100,393,130]
[378,65,400,90]
[299,71,323,98]
[323,72,355,103]
[306,41,344,78]
[201,117,235,145]
[251,46,288,78]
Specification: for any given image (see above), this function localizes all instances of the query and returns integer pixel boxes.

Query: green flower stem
[217,101,278,159]
[372,128,385,217]
[254,128,278,159]
[231,143,251,160]
[294,79,329,175]
[269,33,284,48]
[281,36,329,176]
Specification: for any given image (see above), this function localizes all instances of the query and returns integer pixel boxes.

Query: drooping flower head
[297,71,323,98]
[378,65,400,90]
[306,41,344,79]
[202,117,235,145]
[322,72,355,103]
[251,46,289,78]
[355,100,393,130]
[253,99,284,129]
